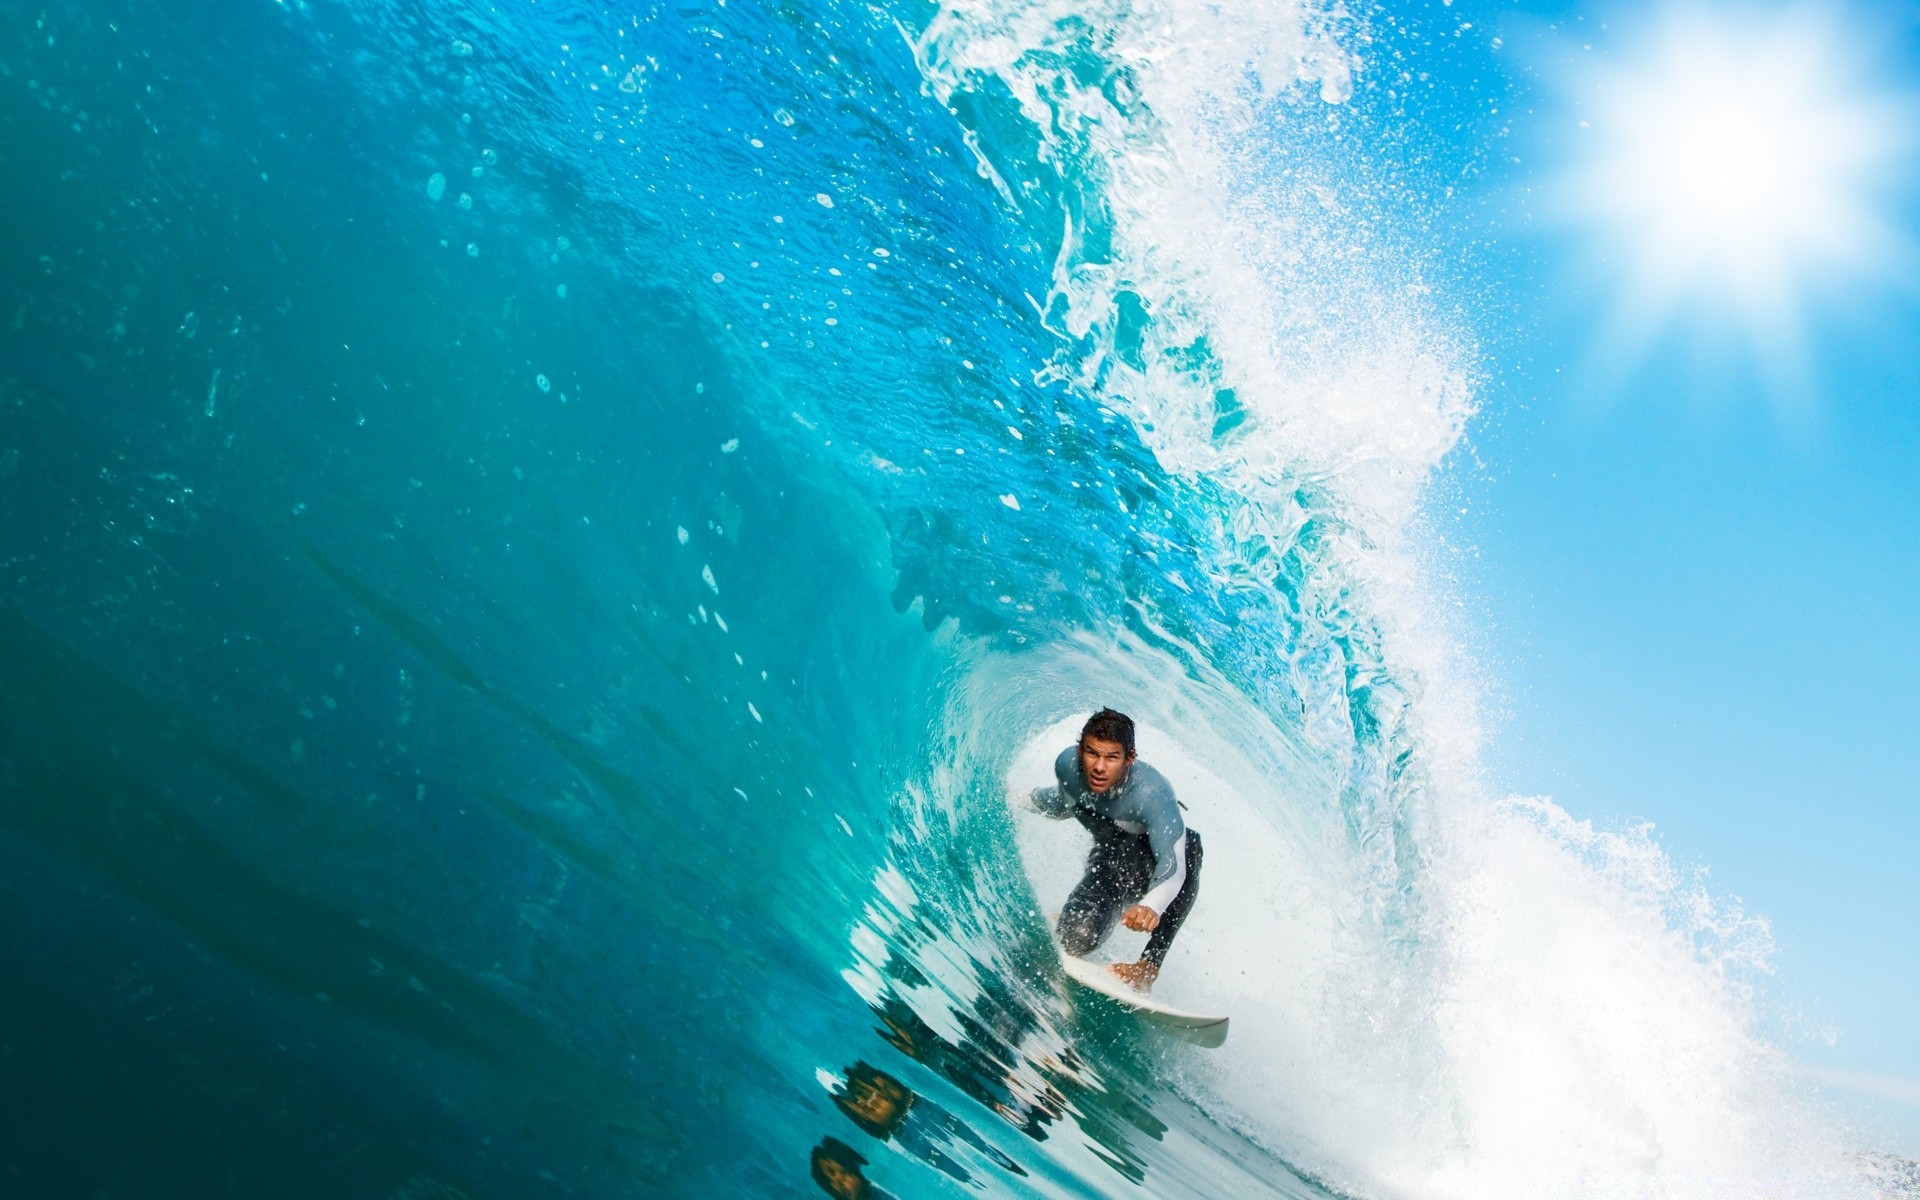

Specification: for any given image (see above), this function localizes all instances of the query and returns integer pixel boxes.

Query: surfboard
[1059,955,1230,1048]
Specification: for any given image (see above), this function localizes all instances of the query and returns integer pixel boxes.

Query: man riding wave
[1027,708,1203,993]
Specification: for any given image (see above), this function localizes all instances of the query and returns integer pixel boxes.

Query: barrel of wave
[1004,712,1426,1172]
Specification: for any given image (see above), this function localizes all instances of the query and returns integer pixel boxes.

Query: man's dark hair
[810,1137,871,1200]
[833,1061,914,1138]
[1079,708,1135,753]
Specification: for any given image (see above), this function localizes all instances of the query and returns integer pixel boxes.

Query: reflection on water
[867,991,1072,1145]
[814,854,1199,1194]
[810,1137,890,1200]
[804,836,1351,1200]
[815,1060,1027,1193]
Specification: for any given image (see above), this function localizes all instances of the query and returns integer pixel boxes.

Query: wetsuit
[1029,747,1203,967]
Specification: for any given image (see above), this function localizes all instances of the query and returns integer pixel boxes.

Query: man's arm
[1135,825,1188,916]
[1027,784,1072,818]
[1129,769,1188,917]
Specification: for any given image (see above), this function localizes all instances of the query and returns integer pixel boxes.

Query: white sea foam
[917,0,1473,529]
[993,661,1868,1199]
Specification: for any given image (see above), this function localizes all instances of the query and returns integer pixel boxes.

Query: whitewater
[0,0,1903,1196]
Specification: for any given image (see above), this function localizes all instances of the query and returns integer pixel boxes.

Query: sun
[1545,6,1911,377]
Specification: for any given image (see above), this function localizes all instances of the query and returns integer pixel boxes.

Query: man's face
[813,1157,866,1200]
[839,1074,909,1132]
[1078,736,1133,793]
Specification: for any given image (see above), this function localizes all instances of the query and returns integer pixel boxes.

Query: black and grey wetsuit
[1030,746,1204,967]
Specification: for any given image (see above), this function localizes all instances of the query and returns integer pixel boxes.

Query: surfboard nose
[1058,957,1231,1048]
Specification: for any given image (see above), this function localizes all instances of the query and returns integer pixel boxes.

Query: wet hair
[834,1062,913,1138]
[1079,707,1135,754]
[810,1138,871,1200]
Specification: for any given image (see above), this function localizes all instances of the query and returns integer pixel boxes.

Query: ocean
[0,0,1902,1195]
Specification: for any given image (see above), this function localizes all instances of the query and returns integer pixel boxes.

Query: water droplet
[773,107,795,126]
[466,243,479,257]
[676,526,689,545]
[451,39,474,57]
[556,236,570,250]
[470,165,484,178]
[458,193,473,210]
[711,272,725,283]
[814,192,834,208]
[720,438,739,453]
[555,283,567,299]
[426,172,447,201]
[480,147,497,165]
[535,374,551,392]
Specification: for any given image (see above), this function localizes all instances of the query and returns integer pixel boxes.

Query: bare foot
[1109,960,1159,993]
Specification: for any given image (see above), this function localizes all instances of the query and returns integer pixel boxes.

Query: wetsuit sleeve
[1027,785,1071,818]
[1027,747,1080,818]
[1132,769,1189,916]
[1138,831,1188,916]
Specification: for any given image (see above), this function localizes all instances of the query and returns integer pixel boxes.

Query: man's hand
[1121,904,1160,933]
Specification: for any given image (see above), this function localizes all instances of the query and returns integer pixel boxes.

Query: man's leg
[1056,836,1153,957]
[1140,829,1203,969]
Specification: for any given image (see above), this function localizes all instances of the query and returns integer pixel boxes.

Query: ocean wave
[0,0,1895,1195]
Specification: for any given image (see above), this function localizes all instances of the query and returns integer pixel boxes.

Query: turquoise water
[0,0,1901,1196]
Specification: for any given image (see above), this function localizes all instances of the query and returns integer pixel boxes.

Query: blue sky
[1418,0,1920,1148]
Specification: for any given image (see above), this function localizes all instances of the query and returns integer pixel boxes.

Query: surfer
[1028,708,1202,993]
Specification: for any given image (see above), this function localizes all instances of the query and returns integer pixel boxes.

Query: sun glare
[1548,6,1910,372]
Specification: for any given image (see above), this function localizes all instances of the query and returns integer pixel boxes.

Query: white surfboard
[1059,956,1230,1048]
